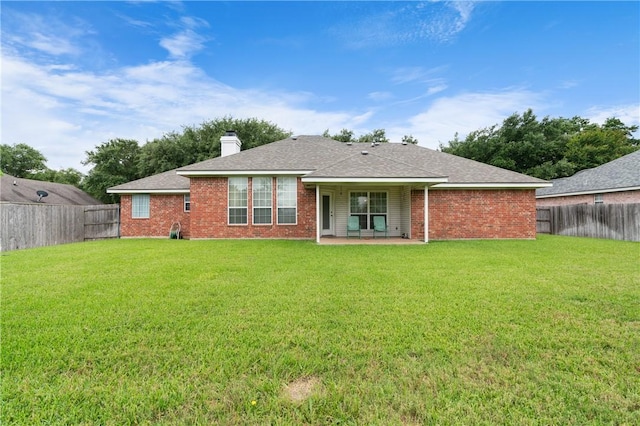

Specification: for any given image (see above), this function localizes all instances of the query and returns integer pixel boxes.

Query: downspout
[315,185,321,243]
[424,185,429,243]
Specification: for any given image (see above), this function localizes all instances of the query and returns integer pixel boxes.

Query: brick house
[536,150,640,207]
[108,133,550,242]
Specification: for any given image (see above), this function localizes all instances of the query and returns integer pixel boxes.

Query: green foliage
[137,117,291,177]
[2,237,638,424]
[82,138,142,204]
[402,134,419,144]
[81,117,290,202]
[29,168,84,186]
[565,118,639,170]
[323,128,418,144]
[441,109,639,179]
[0,143,48,177]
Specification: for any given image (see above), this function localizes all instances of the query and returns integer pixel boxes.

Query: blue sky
[2,1,639,172]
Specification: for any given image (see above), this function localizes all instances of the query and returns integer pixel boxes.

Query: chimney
[220,130,242,157]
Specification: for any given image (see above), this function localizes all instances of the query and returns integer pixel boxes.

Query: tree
[0,143,48,177]
[323,128,418,144]
[357,129,389,144]
[323,128,355,142]
[440,109,639,180]
[82,139,142,204]
[565,121,639,170]
[31,168,84,186]
[137,117,292,177]
[402,134,419,144]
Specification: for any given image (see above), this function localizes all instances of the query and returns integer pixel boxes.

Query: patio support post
[424,185,429,243]
[315,185,321,243]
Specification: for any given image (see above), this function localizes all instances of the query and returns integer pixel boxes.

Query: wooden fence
[0,203,120,251]
[537,203,639,242]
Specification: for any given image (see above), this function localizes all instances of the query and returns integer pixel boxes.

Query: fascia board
[106,189,190,194]
[177,170,311,176]
[301,177,449,184]
[535,185,640,198]
[432,182,552,189]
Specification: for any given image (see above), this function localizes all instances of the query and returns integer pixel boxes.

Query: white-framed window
[252,177,272,225]
[594,194,604,204]
[349,191,387,229]
[228,177,248,225]
[184,194,191,212]
[132,194,150,218]
[277,176,297,225]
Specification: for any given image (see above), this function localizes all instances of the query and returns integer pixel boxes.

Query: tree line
[441,109,638,180]
[2,111,637,203]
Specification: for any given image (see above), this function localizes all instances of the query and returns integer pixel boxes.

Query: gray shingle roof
[1,174,102,205]
[536,150,640,197]
[108,136,548,192]
[107,169,190,193]
[177,136,547,185]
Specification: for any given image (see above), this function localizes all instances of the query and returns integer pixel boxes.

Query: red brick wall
[536,189,640,206]
[190,177,316,239]
[411,189,537,240]
[120,194,190,238]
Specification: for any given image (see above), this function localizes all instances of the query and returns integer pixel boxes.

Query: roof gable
[107,169,190,193]
[109,135,548,192]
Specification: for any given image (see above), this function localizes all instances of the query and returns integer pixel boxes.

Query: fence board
[1,203,120,251]
[537,203,639,242]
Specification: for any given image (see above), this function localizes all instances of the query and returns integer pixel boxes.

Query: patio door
[321,192,334,236]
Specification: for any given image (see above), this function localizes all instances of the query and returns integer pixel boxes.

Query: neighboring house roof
[0,174,102,205]
[107,169,190,194]
[108,136,549,193]
[536,150,640,198]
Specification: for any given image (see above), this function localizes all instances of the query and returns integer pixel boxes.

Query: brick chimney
[220,130,242,157]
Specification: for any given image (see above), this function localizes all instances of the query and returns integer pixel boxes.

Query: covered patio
[318,236,425,245]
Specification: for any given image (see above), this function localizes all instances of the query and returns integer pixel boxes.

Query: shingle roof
[107,169,190,193]
[108,136,548,192]
[536,150,640,197]
[1,174,102,205]
[177,136,547,185]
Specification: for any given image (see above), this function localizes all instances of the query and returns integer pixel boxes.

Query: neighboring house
[108,133,550,242]
[536,150,640,206]
[0,174,101,205]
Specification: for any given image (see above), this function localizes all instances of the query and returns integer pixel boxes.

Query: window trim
[228,177,248,225]
[252,177,273,225]
[277,176,298,225]
[594,193,604,204]
[131,194,150,219]
[184,194,191,212]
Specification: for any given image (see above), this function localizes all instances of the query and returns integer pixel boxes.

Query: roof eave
[106,189,190,194]
[301,177,449,184]
[536,185,640,198]
[433,182,552,189]
[177,170,312,176]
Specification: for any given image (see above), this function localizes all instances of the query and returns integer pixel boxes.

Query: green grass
[2,236,639,425]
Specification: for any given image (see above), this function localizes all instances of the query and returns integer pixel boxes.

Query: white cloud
[160,16,210,59]
[0,52,364,172]
[385,89,543,149]
[335,1,476,48]
[368,91,393,102]
[584,104,640,129]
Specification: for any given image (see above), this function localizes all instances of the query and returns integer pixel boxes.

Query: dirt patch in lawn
[283,376,320,403]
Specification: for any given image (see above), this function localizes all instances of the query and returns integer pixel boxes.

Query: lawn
[1,236,639,425]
